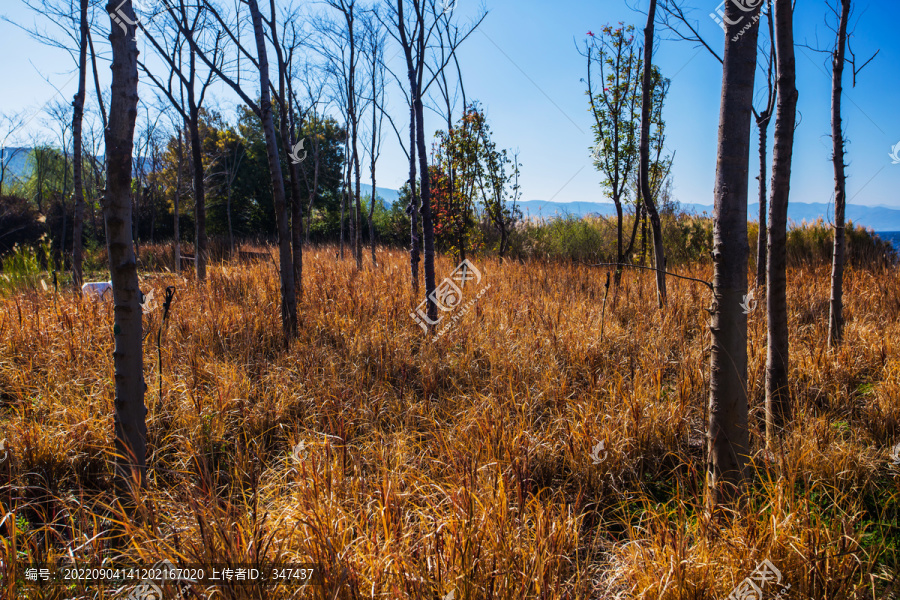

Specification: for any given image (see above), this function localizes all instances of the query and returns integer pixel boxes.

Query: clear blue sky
[1,0,898,209]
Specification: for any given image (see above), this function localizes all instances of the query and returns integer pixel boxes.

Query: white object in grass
[81,281,113,300]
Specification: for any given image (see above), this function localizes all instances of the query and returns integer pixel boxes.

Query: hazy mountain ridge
[3,149,895,235]
[359,184,400,205]
[0,147,30,187]
[1,147,402,206]
[513,199,900,231]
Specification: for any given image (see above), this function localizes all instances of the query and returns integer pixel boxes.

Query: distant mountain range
[0,147,30,187]
[2,146,402,205]
[513,199,900,232]
[360,184,400,206]
[5,146,898,238]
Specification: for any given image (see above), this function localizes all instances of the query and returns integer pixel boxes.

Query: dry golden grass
[1,245,899,599]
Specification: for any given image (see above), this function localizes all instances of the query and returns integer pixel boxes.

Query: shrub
[0,195,45,256]
[0,238,49,293]
[504,209,896,270]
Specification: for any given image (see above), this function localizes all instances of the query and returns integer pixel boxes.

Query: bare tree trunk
[174,129,182,274]
[248,0,297,339]
[226,183,233,253]
[707,0,762,509]
[756,5,777,290]
[188,102,207,281]
[828,0,851,348]
[133,184,140,258]
[287,139,303,296]
[640,209,648,265]
[60,187,68,270]
[755,120,769,287]
[414,79,437,322]
[368,187,376,268]
[369,104,377,268]
[624,202,642,259]
[408,98,420,296]
[340,132,348,259]
[91,164,100,236]
[269,0,303,297]
[336,0,362,270]
[350,52,362,270]
[396,1,421,297]
[288,202,304,297]
[104,0,146,491]
[354,134,363,269]
[149,181,155,243]
[304,144,320,244]
[340,188,346,258]
[765,0,798,449]
[348,151,355,263]
[613,198,624,285]
[638,0,666,308]
[350,106,362,268]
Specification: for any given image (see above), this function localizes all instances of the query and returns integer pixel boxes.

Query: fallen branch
[583,261,713,291]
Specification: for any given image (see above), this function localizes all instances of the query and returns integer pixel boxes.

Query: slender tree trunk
[707,0,762,509]
[248,0,296,339]
[305,144,320,243]
[353,131,362,269]
[641,210,648,265]
[288,145,304,297]
[149,183,155,244]
[368,189,376,267]
[348,149,356,263]
[369,104,377,267]
[828,0,851,348]
[305,150,319,242]
[408,97,420,296]
[91,172,99,236]
[104,0,147,491]
[340,133,348,259]
[613,198,624,285]
[340,185,346,258]
[270,0,303,297]
[88,30,108,129]
[60,193,68,270]
[755,119,770,287]
[56,149,69,270]
[174,129,182,274]
[415,81,437,322]
[36,159,45,215]
[765,0,798,449]
[90,160,100,235]
[279,100,304,297]
[624,202,642,259]
[188,104,206,281]
[638,0,667,308]
[289,168,303,296]
[132,184,140,258]
[226,183,234,254]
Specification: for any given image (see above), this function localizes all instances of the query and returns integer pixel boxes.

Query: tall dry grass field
[1,246,899,599]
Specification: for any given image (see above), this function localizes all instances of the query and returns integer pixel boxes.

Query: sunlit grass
[0,244,898,598]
